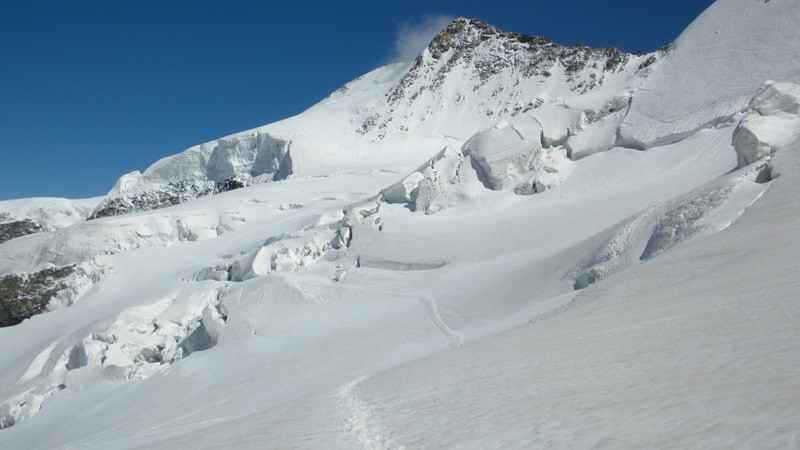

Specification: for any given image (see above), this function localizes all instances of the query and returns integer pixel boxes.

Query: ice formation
[1,1,800,446]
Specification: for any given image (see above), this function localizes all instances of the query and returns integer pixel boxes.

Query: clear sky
[0,0,713,200]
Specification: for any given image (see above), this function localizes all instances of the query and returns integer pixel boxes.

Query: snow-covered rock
[90,179,217,219]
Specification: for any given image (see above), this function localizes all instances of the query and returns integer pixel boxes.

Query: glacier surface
[0,1,799,447]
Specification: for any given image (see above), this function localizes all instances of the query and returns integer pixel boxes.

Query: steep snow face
[620,0,800,148]
[137,131,292,186]
[365,18,655,140]
[92,132,293,218]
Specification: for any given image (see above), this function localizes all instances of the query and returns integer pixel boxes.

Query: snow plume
[389,15,455,63]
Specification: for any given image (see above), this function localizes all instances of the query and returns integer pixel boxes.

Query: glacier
[1,0,800,447]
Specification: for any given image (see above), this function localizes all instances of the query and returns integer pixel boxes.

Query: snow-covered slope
[1,0,799,447]
[619,0,800,148]
[0,197,100,242]
[90,18,658,219]
[167,137,800,447]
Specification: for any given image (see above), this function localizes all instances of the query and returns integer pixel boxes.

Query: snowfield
[1,0,800,447]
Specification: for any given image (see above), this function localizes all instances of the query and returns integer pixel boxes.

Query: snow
[0,197,101,232]
[0,121,765,447]
[620,0,800,148]
[528,105,585,147]
[99,19,655,206]
[462,120,541,190]
[566,109,624,159]
[1,2,799,447]
[115,140,796,450]
[380,145,484,214]
[302,137,800,449]
[733,81,800,167]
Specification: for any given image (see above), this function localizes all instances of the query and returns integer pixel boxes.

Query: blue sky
[0,0,713,200]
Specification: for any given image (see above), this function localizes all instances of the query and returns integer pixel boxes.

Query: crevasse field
[1,0,800,447]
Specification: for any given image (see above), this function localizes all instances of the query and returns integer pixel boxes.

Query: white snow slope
[1,0,799,447]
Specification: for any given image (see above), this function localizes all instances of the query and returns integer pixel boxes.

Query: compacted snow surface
[1,0,800,447]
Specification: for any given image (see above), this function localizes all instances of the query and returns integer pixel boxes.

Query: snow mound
[567,160,770,290]
[380,145,484,214]
[461,119,571,194]
[65,289,226,376]
[569,210,653,290]
[227,198,386,281]
[135,131,292,189]
[463,120,541,190]
[0,210,243,277]
[528,105,585,148]
[381,121,571,213]
[230,227,351,280]
[566,112,623,159]
[733,81,800,167]
[748,80,800,116]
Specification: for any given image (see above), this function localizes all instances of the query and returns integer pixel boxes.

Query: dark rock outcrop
[386,18,646,106]
[216,175,249,193]
[0,265,75,327]
[0,218,43,244]
[356,18,663,137]
[88,180,217,220]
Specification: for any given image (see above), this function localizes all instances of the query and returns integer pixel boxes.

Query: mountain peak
[381,18,652,115]
[426,18,554,60]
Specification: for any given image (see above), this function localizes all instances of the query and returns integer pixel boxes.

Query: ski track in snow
[337,376,403,450]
